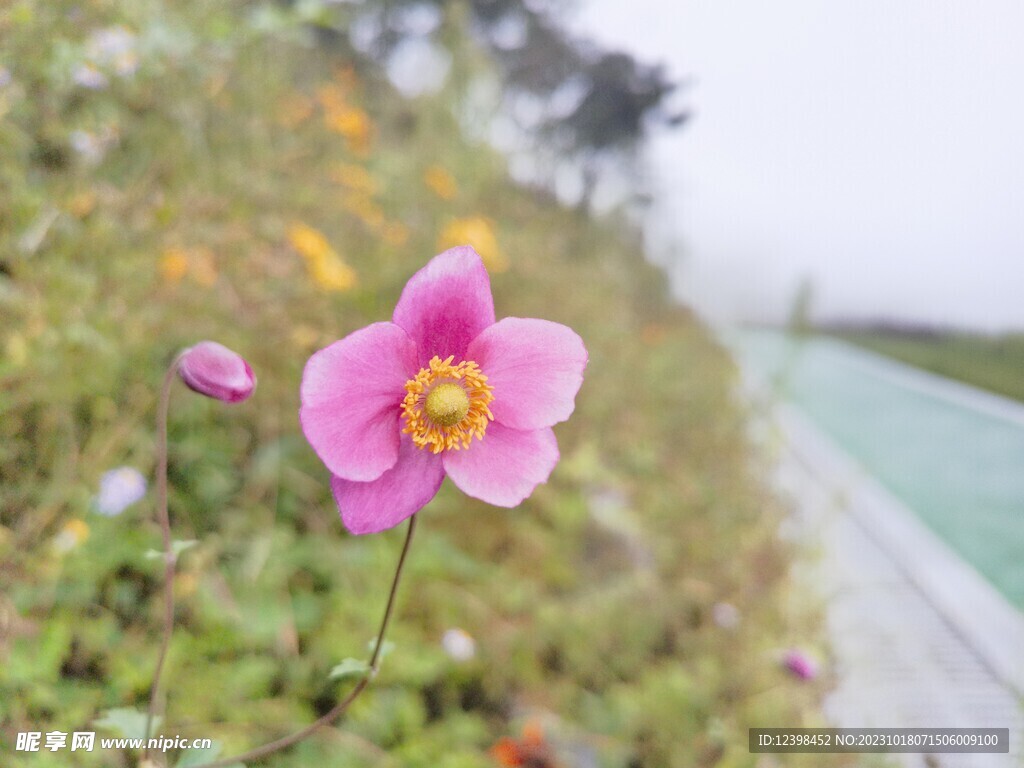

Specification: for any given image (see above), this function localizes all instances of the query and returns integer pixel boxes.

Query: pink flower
[782,649,818,681]
[178,341,257,403]
[300,246,587,534]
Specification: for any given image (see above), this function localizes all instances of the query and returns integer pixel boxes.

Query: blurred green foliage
[836,329,1024,404]
[1,1,839,766]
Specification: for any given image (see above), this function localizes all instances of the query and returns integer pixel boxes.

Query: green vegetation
[836,329,1024,403]
[1,2,837,766]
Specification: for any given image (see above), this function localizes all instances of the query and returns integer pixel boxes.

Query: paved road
[758,401,1024,768]
[731,330,1024,611]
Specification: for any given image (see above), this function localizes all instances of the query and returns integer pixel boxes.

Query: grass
[1,2,840,766]
[834,328,1024,403]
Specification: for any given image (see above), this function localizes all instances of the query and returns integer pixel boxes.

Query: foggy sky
[573,1,1024,332]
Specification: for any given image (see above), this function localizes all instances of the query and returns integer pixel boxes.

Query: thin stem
[144,356,183,763]
[203,514,418,768]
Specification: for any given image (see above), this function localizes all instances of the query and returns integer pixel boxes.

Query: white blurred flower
[53,519,90,553]
[385,38,451,97]
[441,628,476,662]
[712,601,740,630]
[94,467,147,516]
[87,26,139,76]
[69,130,105,162]
[72,63,109,90]
[0,66,12,88]
[69,125,119,164]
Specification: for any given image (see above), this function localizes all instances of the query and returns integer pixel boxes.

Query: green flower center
[424,382,470,427]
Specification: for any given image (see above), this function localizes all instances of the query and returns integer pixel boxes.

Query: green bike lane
[729,329,1024,612]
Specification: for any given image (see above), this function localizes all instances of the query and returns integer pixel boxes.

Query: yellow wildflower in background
[287,222,331,261]
[316,76,374,155]
[325,106,373,155]
[277,92,314,128]
[287,222,357,292]
[330,163,378,196]
[332,65,359,93]
[315,69,358,106]
[159,246,217,287]
[308,255,357,292]
[67,190,97,218]
[159,247,189,283]
[316,82,348,112]
[423,165,457,200]
[53,519,90,554]
[438,216,508,272]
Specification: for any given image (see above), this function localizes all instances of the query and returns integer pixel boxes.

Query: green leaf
[175,742,220,766]
[93,708,160,740]
[176,741,245,767]
[329,657,370,681]
[145,539,198,560]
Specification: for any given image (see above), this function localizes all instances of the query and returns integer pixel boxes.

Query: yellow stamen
[402,356,494,453]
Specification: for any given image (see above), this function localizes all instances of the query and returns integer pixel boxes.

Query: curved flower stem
[202,514,419,768]
[144,356,183,764]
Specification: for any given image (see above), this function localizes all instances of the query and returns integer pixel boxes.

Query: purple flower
[178,341,256,403]
[300,246,587,535]
[72,63,109,90]
[782,649,818,681]
[94,467,147,516]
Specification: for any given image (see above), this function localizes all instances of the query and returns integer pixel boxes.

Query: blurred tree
[312,0,688,208]
[787,275,816,337]
[474,1,689,209]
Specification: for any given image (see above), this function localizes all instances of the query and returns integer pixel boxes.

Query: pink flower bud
[782,649,818,681]
[178,341,256,403]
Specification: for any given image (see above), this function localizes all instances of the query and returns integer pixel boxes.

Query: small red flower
[490,721,559,768]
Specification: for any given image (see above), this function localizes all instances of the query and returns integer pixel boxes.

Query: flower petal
[331,436,445,534]
[442,424,558,507]
[393,246,495,366]
[178,341,257,403]
[300,322,417,482]
[468,317,587,430]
